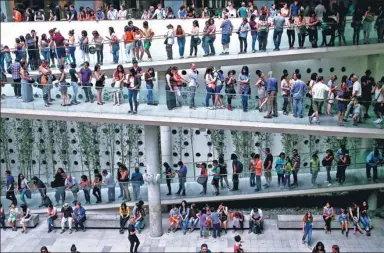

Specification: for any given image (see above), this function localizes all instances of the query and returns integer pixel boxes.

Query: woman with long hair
[20,60,33,102]
[80,175,91,204]
[119,202,130,233]
[179,200,189,235]
[349,202,364,235]
[94,64,105,105]
[225,70,237,111]
[336,76,351,126]
[238,66,250,112]
[92,30,104,65]
[302,211,314,250]
[17,173,30,205]
[58,65,70,106]
[20,204,31,233]
[112,64,125,106]
[255,70,267,112]
[338,207,349,237]
[322,202,334,234]
[106,27,120,64]
[312,241,325,253]
[363,6,375,44]
[204,67,216,109]
[189,20,199,57]
[133,28,144,61]
[67,30,76,64]
[127,68,141,114]
[25,33,38,70]
[295,15,307,49]
[281,72,290,114]
[79,30,90,65]
[165,67,177,110]
[145,67,156,105]
[238,17,250,54]
[119,164,131,201]
[373,81,384,124]
[360,200,371,233]
[175,25,186,59]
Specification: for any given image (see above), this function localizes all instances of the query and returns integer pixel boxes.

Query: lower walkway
[1,215,383,252]
[2,167,383,212]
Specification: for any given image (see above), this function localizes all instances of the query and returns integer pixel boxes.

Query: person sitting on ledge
[248,206,263,234]
[168,204,180,233]
[132,200,145,233]
[119,202,130,234]
[73,202,86,232]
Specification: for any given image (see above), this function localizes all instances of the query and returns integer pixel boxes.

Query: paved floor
[1,217,384,252]
[2,167,383,212]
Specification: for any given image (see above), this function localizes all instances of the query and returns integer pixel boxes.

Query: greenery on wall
[281,133,303,156]
[173,127,187,162]
[13,119,34,178]
[0,119,11,171]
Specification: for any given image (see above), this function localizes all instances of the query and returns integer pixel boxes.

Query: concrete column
[368,191,377,210]
[144,125,163,237]
[160,126,172,166]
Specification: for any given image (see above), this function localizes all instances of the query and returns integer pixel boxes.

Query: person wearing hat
[60,203,74,234]
[132,201,145,232]
[361,69,375,119]
[165,24,175,60]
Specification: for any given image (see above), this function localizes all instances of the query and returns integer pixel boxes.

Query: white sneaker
[324,181,329,183]
[374,118,383,124]
[327,183,332,187]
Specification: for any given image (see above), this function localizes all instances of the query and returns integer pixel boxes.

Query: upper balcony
[1,17,384,138]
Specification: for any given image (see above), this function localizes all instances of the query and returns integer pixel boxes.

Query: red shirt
[52,34,65,47]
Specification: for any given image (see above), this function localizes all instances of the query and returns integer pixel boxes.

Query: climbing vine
[13,119,34,178]
[0,118,11,171]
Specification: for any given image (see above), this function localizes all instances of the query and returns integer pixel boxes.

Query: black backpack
[236,161,243,173]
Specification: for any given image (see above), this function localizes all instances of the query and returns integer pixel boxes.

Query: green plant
[0,118,11,171]
[45,120,57,177]
[281,134,302,155]
[124,124,142,168]
[76,122,99,178]
[209,129,226,158]
[173,127,187,162]
[56,120,71,172]
[231,131,257,168]
[255,132,273,159]
[103,123,118,176]
[14,119,34,178]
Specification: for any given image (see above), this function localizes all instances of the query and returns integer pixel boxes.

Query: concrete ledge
[4,214,39,228]
[278,215,343,229]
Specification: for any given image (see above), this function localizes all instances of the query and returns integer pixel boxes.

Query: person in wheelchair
[248,207,263,234]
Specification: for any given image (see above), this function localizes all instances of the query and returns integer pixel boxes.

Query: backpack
[236,161,243,173]
[321,157,328,166]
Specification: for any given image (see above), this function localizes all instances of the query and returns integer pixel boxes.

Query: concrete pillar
[1,0,14,22]
[144,125,163,237]
[160,126,172,166]
[368,191,377,210]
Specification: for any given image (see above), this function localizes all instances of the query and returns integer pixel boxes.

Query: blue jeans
[0,53,4,70]
[107,186,115,202]
[242,85,250,110]
[112,44,120,63]
[251,34,258,50]
[177,37,186,57]
[189,217,199,229]
[146,84,153,103]
[69,46,76,64]
[273,30,283,49]
[20,188,27,205]
[179,217,189,232]
[206,86,214,107]
[48,217,55,231]
[250,173,255,186]
[135,219,144,231]
[208,37,216,55]
[128,89,138,104]
[132,184,140,201]
[302,225,312,246]
[202,36,209,55]
[360,216,370,230]
[200,225,206,237]
[42,49,50,62]
[293,98,303,117]
[71,81,78,104]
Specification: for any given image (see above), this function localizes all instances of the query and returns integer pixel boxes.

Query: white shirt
[118,10,127,20]
[188,69,198,87]
[166,29,174,44]
[229,8,237,17]
[314,4,326,18]
[250,208,263,218]
[107,9,118,20]
[352,81,362,97]
[154,9,162,19]
[312,81,330,99]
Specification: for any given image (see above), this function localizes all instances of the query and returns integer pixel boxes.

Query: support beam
[160,126,172,166]
[144,125,163,237]
[368,191,377,210]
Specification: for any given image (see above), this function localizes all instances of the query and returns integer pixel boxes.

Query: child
[275,152,286,187]
[352,100,360,126]
[283,157,292,188]
[310,153,320,186]
[234,235,244,253]
[198,208,208,238]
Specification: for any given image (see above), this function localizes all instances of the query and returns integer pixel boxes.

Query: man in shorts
[142,21,154,61]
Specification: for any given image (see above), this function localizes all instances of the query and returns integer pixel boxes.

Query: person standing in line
[210,207,221,238]
[163,162,173,195]
[272,11,286,51]
[5,170,17,205]
[0,203,6,230]
[165,24,175,60]
[10,59,21,98]
[79,61,93,103]
[189,20,199,58]
[309,76,330,124]
[264,71,278,118]
[69,63,79,105]
[238,65,251,112]
[322,150,334,186]
[238,17,250,54]
[291,73,307,118]
[254,154,263,192]
[93,169,102,203]
[131,167,144,201]
[360,70,375,120]
[365,148,383,183]
[308,12,320,48]
[249,153,256,187]
[220,14,233,55]
[102,169,115,203]
[323,202,334,234]
[187,63,199,109]
[198,208,208,238]
[197,163,208,194]
[175,25,186,59]
[211,160,221,196]
[363,6,375,44]
[286,16,296,49]
[263,148,273,188]
[128,217,140,253]
[230,154,242,191]
[176,161,187,196]
[218,155,230,189]
[142,21,153,61]
[310,153,320,187]
[106,27,120,64]
[345,75,362,122]
[290,149,301,187]
[257,13,269,52]
[52,168,66,206]
[302,211,314,250]
[295,15,307,49]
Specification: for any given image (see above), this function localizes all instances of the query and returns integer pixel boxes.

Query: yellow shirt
[119,207,130,217]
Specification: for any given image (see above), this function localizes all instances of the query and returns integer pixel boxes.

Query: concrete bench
[4,214,40,228]
[277,215,345,229]
[51,214,146,229]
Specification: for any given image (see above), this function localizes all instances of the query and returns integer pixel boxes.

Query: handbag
[164,38,168,45]
[197,176,207,185]
[196,37,202,45]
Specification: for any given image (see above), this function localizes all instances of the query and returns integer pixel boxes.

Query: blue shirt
[179,166,187,177]
[221,19,232,35]
[366,152,383,167]
[291,80,307,99]
[71,9,77,20]
[74,206,86,220]
[347,80,353,88]
[275,157,286,174]
[96,12,105,20]
[7,175,14,188]
[273,16,286,31]
[131,172,143,185]
[210,211,220,224]
[178,10,187,18]
[267,77,278,92]
[290,3,298,16]
[212,167,220,179]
